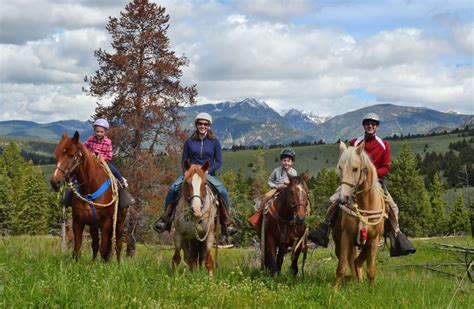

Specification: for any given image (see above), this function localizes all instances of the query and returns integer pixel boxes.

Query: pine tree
[85,0,197,240]
[313,168,339,222]
[429,172,448,236]
[449,192,470,234]
[388,144,432,236]
[0,159,14,234]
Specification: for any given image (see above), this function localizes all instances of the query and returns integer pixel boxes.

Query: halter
[54,151,82,180]
[340,166,369,198]
[187,194,204,206]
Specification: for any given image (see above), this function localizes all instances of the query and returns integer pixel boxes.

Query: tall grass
[1,235,472,308]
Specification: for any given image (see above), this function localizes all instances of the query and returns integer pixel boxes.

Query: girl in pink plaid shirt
[85,119,135,206]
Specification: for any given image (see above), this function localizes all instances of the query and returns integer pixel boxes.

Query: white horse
[172,160,218,275]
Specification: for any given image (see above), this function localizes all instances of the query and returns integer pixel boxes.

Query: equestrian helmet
[280,148,296,161]
[362,113,380,125]
[93,118,110,130]
[195,112,213,125]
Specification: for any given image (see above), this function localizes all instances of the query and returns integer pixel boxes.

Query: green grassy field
[222,133,471,176]
[1,235,472,308]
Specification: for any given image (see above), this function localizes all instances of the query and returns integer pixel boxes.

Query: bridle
[340,166,369,198]
[54,151,83,180]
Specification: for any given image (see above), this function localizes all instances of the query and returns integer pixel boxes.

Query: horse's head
[50,131,84,191]
[182,159,210,218]
[285,171,310,225]
[337,141,372,204]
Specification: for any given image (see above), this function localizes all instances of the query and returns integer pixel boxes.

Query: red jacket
[349,134,390,179]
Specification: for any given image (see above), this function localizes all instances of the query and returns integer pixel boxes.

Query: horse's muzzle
[295,216,305,225]
[50,179,63,192]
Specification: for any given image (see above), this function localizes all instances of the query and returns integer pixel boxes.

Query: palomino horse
[258,172,310,275]
[333,141,386,289]
[172,160,218,275]
[50,131,128,262]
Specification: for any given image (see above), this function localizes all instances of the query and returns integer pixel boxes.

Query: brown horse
[50,131,128,262]
[333,141,386,289]
[172,160,218,275]
[257,172,310,275]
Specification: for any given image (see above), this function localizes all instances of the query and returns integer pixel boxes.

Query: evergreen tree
[449,192,470,234]
[0,159,14,234]
[429,173,448,236]
[388,144,432,236]
[313,168,339,221]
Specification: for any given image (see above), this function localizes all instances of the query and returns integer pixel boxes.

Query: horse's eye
[353,167,358,172]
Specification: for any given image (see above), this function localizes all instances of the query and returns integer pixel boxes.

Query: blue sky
[0,0,472,122]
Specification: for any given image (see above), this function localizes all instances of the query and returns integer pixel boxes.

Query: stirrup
[308,222,330,247]
[153,218,169,233]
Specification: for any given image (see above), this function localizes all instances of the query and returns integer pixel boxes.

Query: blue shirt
[181,134,222,176]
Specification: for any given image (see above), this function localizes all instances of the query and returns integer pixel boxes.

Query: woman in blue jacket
[153,112,237,235]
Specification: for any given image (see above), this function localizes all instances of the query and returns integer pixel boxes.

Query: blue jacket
[181,134,222,176]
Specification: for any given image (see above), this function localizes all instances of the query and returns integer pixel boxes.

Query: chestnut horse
[257,172,310,275]
[333,141,386,289]
[50,131,128,262]
[172,160,218,275]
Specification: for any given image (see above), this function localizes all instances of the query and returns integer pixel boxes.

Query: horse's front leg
[265,235,278,274]
[100,218,112,262]
[366,235,381,287]
[334,231,350,290]
[90,226,99,261]
[276,244,287,273]
[115,208,128,263]
[290,244,303,277]
[72,219,85,261]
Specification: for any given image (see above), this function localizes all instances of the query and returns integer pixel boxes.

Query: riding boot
[153,204,174,233]
[61,187,73,207]
[118,187,136,208]
[219,200,238,236]
[390,232,416,257]
[308,221,330,247]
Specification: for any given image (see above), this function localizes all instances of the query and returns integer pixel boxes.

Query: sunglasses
[363,121,379,126]
[197,122,210,127]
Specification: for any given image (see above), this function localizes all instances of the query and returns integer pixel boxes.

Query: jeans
[163,174,231,209]
[106,161,125,186]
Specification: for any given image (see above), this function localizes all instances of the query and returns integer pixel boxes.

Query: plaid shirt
[84,135,113,161]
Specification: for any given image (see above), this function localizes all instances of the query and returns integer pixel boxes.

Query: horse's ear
[184,159,191,171]
[61,131,68,140]
[302,170,309,183]
[72,131,80,144]
[356,141,365,155]
[287,172,294,182]
[339,141,347,156]
[201,160,210,172]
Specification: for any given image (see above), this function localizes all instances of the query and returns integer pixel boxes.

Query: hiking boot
[308,222,330,247]
[153,217,169,233]
[390,232,416,257]
[119,187,136,208]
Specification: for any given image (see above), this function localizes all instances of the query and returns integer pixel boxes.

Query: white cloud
[0,0,473,123]
[234,0,318,21]
[453,23,474,55]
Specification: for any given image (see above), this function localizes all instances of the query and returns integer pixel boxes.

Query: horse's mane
[55,136,102,184]
[338,146,381,191]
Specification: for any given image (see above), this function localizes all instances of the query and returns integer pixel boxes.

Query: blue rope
[74,178,111,227]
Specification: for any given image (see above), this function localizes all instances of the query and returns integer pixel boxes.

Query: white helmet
[362,113,380,125]
[195,112,212,125]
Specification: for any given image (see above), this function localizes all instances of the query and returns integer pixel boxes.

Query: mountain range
[0,98,471,148]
